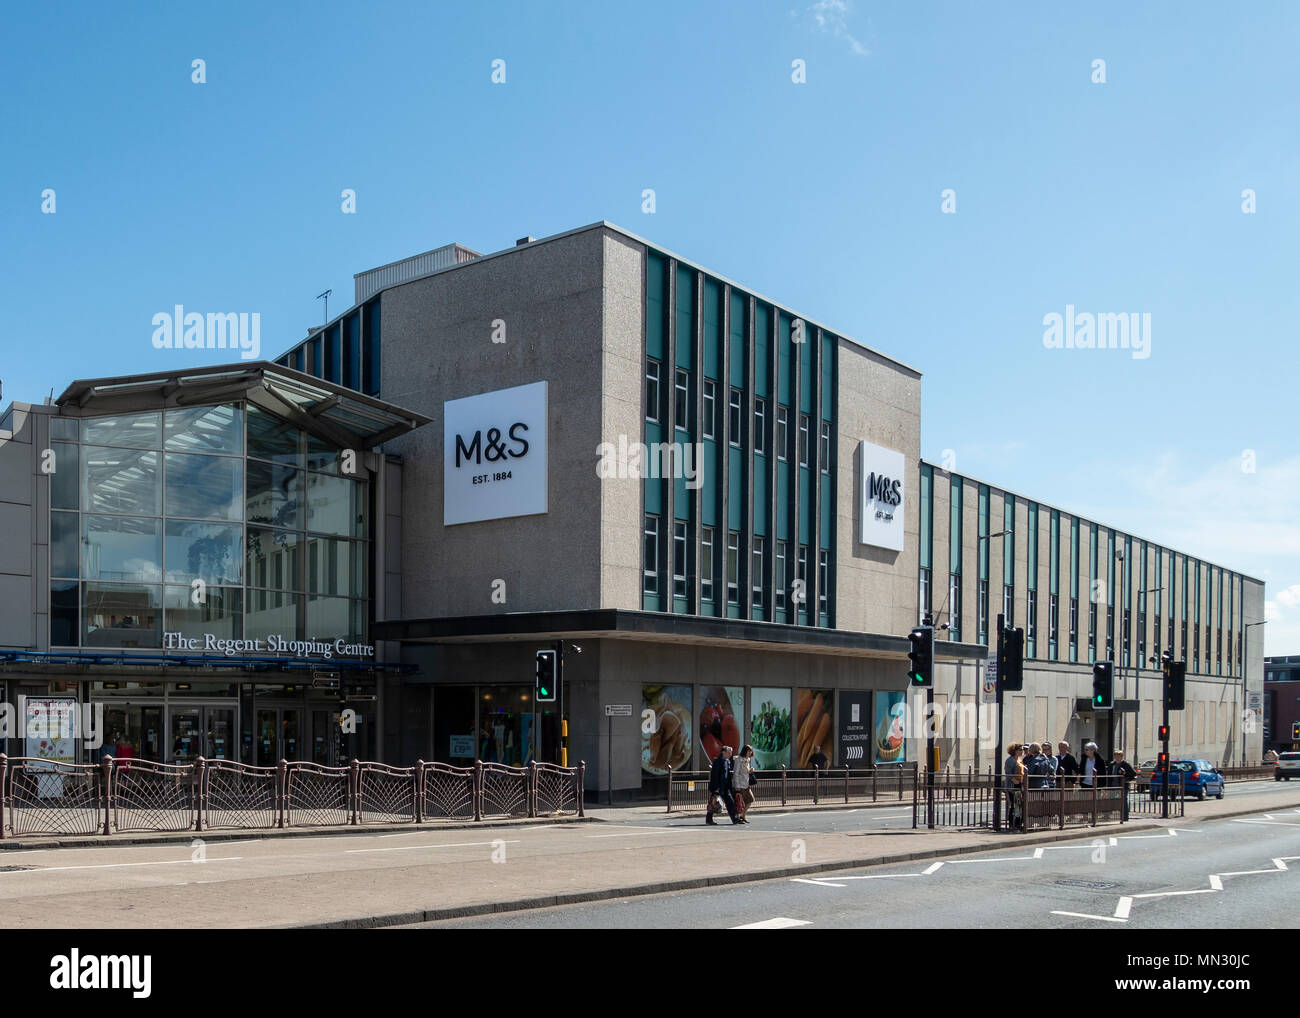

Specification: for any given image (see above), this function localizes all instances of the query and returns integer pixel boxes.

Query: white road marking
[586,831,672,839]
[922,861,944,875]
[948,855,1038,863]
[3,857,243,874]
[792,878,845,887]
[1051,910,1127,923]
[732,917,811,929]
[345,840,520,854]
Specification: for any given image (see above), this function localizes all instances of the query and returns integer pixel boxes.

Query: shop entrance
[255,706,304,766]
[167,706,236,763]
[101,704,164,763]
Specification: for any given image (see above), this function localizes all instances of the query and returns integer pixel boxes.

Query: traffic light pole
[555,639,564,766]
[922,613,935,828]
[993,613,1005,833]
[1161,692,1170,821]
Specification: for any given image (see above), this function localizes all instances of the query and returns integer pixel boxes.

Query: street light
[1244,621,1268,765]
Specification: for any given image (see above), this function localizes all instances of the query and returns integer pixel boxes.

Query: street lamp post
[1243,621,1268,765]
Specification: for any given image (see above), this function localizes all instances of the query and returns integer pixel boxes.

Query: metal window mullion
[741,291,754,620]
[807,327,821,624]
[719,279,731,615]
[692,272,705,616]
[662,262,676,603]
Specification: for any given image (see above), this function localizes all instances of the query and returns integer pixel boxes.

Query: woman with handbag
[732,745,756,823]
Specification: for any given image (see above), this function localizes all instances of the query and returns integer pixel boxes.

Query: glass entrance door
[255,707,303,766]
[206,708,234,760]
[167,705,237,763]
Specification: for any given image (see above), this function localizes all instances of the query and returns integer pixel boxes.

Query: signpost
[605,704,633,805]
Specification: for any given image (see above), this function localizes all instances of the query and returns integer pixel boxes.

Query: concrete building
[274,221,1267,795]
[1264,656,1300,753]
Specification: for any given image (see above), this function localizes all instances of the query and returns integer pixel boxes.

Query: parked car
[1136,760,1158,791]
[1148,759,1225,801]
[1275,751,1300,781]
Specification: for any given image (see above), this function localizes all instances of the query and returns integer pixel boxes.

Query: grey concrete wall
[0,406,37,649]
[835,341,921,638]
[381,228,608,619]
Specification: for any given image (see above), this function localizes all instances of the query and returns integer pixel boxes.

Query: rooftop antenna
[317,289,332,325]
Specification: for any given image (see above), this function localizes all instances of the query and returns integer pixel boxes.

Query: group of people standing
[705,744,758,825]
[1003,740,1138,825]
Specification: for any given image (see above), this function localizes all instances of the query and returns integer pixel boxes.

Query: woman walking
[732,744,756,823]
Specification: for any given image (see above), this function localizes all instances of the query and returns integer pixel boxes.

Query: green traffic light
[539,687,549,696]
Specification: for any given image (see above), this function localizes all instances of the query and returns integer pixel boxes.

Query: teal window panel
[703,279,721,380]
[643,592,662,611]
[753,456,768,535]
[776,460,791,539]
[729,291,746,387]
[1070,517,1079,597]
[702,440,718,525]
[674,470,691,522]
[728,446,744,531]
[778,315,792,406]
[644,421,664,515]
[799,324,813,413]
[799,467,812,545]
[755,304,771,398]
[821,332,834,420]
[675,266,695,370]
[647,254,667,360]
[1050,510,1060,594]
[949,476,963,574]
[1003,499,1015,586]
[978,484,989,579]
[1027,503,1038,583]
[820,475,832,548]
[919,465,933,570]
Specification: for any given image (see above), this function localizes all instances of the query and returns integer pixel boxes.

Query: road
[408,803,1300,929]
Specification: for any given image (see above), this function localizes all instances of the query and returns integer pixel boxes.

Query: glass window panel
[246,526,302,591]
[306,472,363,537]
[83,446,160,515]
[246,405,303,466]
[164,584,242,643]
[165,452,243,521]
[51,418,79,441]
[82,412,161,449]
[306,595,364,643]
[164,520,242,585]
[51,510,79,577]
[305,536,364,597]
[50,442,80,509]
[164,404,243,455]
[246,460,303,529]
[306,433,341,474]
[244,589,302,642]
[83,582,162,648]
[51,580,78,646]
[83,515,162,582]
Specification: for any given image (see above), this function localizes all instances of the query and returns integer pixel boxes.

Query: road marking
[345,840,521,854]
[586,831,671,839]
[792,878,845,888]
[1051,910,1127,923]
[922,861,944,875]
[3,857,243,874]
[1115,897,1133,920]
[732,917,811,929]
[948,855,1038,863]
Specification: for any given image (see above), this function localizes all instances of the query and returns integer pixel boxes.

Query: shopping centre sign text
[163,632,375,659]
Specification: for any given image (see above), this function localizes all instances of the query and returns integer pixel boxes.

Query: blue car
[1148,759,1225,801]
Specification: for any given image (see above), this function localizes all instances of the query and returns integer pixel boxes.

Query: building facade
[273,221,1266,794]
[0,223,1266,791]
[1264,655,1300,753]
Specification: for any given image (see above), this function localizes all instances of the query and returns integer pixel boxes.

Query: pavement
[0,778,1294,929]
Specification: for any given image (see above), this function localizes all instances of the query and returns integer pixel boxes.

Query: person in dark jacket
[1112,750,1137,821]
[1055,741,1080,784]
[706,745,740,825]
[1079,742,1107,789]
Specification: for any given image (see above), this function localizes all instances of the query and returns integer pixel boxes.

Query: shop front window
[479,686,538,766]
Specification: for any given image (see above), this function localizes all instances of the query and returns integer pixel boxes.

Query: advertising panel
[444,380,548,526]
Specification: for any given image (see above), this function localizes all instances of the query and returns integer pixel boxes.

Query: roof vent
[516,236,536,246]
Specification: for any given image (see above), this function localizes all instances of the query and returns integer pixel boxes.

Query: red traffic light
[1158,725,1169,741]
[1157,752,1169,765]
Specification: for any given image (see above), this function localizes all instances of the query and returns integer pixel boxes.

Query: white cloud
[807,0,868,56]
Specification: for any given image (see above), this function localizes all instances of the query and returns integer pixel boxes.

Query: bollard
[350,759,360,825]
[578,760,586,817]
[101,754,113,836]
[277,759,287,828]
[414,760,425,823]
[195,757,205,832]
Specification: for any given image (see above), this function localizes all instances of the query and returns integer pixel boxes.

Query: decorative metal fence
[923,771,1177,831]
[0,755,584,839]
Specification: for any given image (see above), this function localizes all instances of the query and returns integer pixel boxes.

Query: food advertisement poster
[642,684,693,775]
[837,690,872,766]
[698,687,744,766]
[795,689,834,769]
[874,691,907,764]
[749,688,792,770]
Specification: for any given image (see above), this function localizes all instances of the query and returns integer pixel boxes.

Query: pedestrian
[1079,742,1106,790]
[808,744,829,772]
[1003,743,1025,829]
[1025,743,1050,790]
[1055,741,1080,785]
[706,745,740,825]
[1042,738,1058,787]
[732,744,756,823]
[1112,750,1136,821]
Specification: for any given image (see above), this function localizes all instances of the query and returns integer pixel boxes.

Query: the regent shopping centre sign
[163,632,375,659]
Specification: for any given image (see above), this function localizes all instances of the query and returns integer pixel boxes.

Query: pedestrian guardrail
[1218,765,1275,782]
[665,763,917,816]
[0,755,585,839]
[921,771,1163,831]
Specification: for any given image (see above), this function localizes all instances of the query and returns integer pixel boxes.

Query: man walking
[1055,741,1080,785]
[706,745,740,825]
[1112,750,1136,821]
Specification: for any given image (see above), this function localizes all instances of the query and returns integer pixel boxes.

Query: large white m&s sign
[444,381,548,526]
[859,440,905,552]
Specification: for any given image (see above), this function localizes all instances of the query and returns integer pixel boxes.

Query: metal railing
[0,755,584,839]
[666,763,917,814]
[1218,765,1275,782]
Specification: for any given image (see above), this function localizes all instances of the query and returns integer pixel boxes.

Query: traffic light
[1158,724,1169,742]
[1162,659,1186,711]
[907,626,934,687]
[998,625,1024,691]
[1157,751,1168,767]
[1091,661,1114,709]
[1292,721,1300,741]
[534,649,557,702]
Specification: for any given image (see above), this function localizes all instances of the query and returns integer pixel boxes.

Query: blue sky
[2,1,1297,652]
